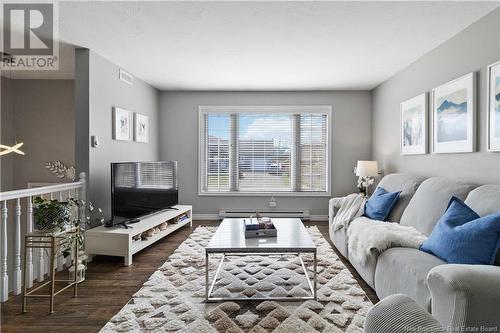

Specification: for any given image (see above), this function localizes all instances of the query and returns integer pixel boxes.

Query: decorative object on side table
[432,72,476,153]
[487,60,500,152]
[355,160,379,196]
[401,93,428,155]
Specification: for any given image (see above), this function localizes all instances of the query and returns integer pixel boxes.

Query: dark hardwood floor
[0,221,378,333]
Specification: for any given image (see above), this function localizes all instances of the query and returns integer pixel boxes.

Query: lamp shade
[356,160,378,177]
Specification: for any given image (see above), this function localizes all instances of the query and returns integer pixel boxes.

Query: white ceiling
[6,1,500,90]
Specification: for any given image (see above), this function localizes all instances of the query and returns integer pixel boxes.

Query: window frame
[198,105,332,197]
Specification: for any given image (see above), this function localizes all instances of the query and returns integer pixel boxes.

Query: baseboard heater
[219,209,310,220]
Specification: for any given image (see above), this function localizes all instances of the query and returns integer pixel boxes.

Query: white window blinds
[204,114,231,192]
[300,114,328,192]
[199,106,330,195]
[238,114,293,191]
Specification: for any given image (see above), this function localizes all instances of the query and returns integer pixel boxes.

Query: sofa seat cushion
[330,227,348,258]
[400,177,476,235]
[374,247,446,311]
[377,174,427,222]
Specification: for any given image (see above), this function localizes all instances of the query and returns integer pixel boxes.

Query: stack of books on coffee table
[243,217,277,238]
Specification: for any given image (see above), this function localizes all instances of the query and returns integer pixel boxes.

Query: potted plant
[63,198,104,282]
[33,197,73,233]
[33,196,104,281]
[61,198,104,259]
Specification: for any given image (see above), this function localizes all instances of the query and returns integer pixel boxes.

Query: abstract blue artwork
[432,72,475,153]
[436,89,467,143]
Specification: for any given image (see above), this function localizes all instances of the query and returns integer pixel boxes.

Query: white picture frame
[113,107,131,141]
[401,93,428,155]
[431,72,476,154]
[487,61,500,152]
[134,113,149,143]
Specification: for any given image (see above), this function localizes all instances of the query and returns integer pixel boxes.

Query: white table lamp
[356,161,379,178]
[355,161,379,196]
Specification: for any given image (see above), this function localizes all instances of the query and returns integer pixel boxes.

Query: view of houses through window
[200,107,329,194]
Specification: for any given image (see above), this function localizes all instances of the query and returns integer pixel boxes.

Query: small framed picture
[113,107,131,141]
[134,113,149,143]
[487,61,500,152]
[401,93,428,155]
[431,72,476,154]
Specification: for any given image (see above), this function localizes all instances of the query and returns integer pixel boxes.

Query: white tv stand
[85,205,192,266]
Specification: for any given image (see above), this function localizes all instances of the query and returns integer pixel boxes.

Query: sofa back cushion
[465,185,500,265]
[400,177,476,235]
[377,173,427,222]
[465,185,500,216]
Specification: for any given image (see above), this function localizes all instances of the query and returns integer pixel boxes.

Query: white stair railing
[0,172,86,302]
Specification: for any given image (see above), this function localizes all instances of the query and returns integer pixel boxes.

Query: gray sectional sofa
[329,173,500,329]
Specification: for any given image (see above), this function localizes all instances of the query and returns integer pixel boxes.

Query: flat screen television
[111,161,178,225]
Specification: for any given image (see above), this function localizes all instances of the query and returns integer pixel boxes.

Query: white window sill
[197,191,331,197]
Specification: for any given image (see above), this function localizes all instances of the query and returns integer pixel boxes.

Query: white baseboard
[192,214,220,221]
[192,214,328,222]
[309,215,328,222]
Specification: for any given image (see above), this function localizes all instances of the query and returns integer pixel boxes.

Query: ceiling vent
[119,68,134,85]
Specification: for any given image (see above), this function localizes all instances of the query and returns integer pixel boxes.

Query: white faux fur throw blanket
[347,217,427,265]
[330,193,366,231]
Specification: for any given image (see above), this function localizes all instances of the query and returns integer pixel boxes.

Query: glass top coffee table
[205,218,317,302]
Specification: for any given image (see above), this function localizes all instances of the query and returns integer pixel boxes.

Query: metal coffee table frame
[205,249,317,302]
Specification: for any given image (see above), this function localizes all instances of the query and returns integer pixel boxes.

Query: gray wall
[76,50,160,220]
[12,79,75,189]
[159,91,372,218]
[0,77,75,190]
[372,8,500,184]
[1,77,14,192]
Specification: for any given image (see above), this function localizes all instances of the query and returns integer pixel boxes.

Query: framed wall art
[431,72,476,154]
[487,61,500,151]
[134,113,149,143]
[401,93,428,155]
[113,107,131,141]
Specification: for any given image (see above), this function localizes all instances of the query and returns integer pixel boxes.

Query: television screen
[111,161,178,224]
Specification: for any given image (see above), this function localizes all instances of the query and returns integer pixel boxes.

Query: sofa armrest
[364,294,444,333]
[427,264,500,330]
[328,196,345,225]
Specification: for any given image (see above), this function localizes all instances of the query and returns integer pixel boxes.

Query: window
[199,106,330,195]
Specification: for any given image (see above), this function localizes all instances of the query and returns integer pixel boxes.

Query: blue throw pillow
[420,196,500,265]
[363,187,401,221]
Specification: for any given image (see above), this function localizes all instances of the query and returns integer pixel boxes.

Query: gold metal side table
[22,227,80,314]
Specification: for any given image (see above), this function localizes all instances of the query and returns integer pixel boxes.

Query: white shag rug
[100,226,373,333]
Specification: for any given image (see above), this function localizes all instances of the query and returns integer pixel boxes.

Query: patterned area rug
[100,226,373,332]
